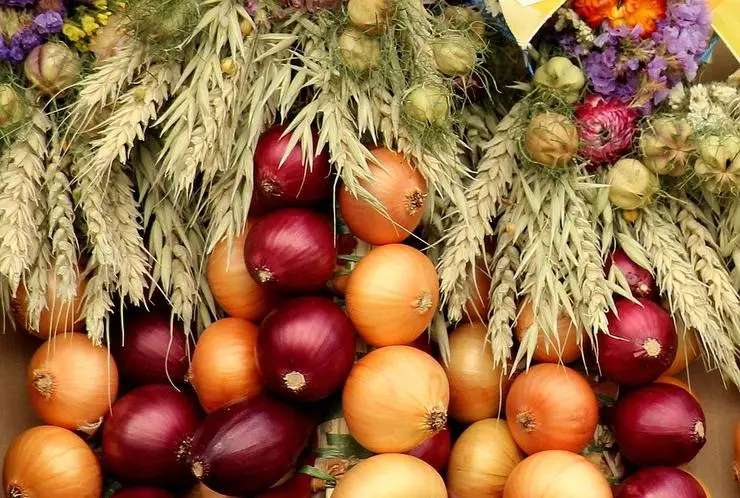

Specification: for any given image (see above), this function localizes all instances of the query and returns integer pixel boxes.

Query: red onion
[406,425,451,472]
[102,385,202,487]
[111,488,176,498]
[111,312,191,386]
[605,249,657,299]
[255,125,332,208]
[244,208,337,293]
[614,467,706,498]
[598,298,677,386]
[258,296,356,402]
[613,383,706,467]
[189,395,317,496]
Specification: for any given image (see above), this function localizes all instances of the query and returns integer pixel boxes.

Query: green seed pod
[404,85,450,126]
[24,42,82,97]
[0,85,26,130]
[607,159,660,210]
[338,26,381,72]
[433,36,477,77]
[694,135,740,194]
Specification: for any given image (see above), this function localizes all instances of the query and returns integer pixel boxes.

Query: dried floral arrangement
[0,0,523,346]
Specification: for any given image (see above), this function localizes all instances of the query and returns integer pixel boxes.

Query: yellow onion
[694,135,740,194]
[347,0,394,35]
[503,450,612,498]
[447,419,523,498]
[607,159,659,210]
[533,57,586,104]
[445,323,508,424]
[332,454,447,498]
[24,42,82,96]
[342,345,449,453]
[640,118,694,176]
[0,85,25,130]
[405,85,450,126]
[338,26,381,72]
[433,35,477,76]
[525,112,579,167]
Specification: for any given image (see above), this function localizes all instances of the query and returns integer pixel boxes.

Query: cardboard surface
[0,326,738,496]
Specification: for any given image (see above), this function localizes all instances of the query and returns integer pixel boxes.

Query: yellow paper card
[498,0,568,47]
[710,0,740,62]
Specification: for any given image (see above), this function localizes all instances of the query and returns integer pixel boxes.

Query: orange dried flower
[573,0,667,36]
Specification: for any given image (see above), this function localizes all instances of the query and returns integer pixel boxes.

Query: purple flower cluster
[559,0,711,108]
[0,2,64,64]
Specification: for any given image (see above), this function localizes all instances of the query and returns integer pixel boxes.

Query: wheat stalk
[45,133,80,302]
[565,184,619,338]
[157,0,252,197]
[65,40,150,135]
[136,142,207,338]
[82,260,115,345]
[0,109,50,293]
[637,207,740,385]
[78,62,181,186]
[107,162,150,306]
[438,103,527,322]
[487,214,520,370]
[672,197,740,343]
[718,196,740,289]
[23,224,52,333]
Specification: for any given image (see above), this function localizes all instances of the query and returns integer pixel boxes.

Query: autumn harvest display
[0,0,739,496]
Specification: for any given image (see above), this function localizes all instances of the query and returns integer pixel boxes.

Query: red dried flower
[576,94,640,166]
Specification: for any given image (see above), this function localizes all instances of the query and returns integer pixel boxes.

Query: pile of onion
[189,395,316,496]
[514,300,581,364]
[503,450,612,498]
[111,311,190,386]
[345,244,439,346]
[331,454,447,498]
[3,425,102,498]
[102,384,202,487]
[338,147,427,245]
[343,345,449,453]
[257,296,356,402]
[505,363,599,455]
[207,224,277,321]
[406,425,451,472]
[254,125,331,207]
[447,418,523,498]
[27,332,119,434]
[614,467,707,498]
[445,323,508,423]
[462,262,491,323]
[189,317,262,413]
[12,267,87,338]
[612,383,706,467]
[599,298,677,386]
[605,249,657,299]
[244,208,337,293]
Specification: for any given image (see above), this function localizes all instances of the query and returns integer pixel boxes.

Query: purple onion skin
[605,249,657,300]
[615,467,706,498]
[406,426,452,473]
[599,298,677,386]
[102,385,202,488]
[110,488,176,498]
[244,208,337,293]
[613,384,706,468]
[254,125,332,208]
[189,395,317,496]
[111,312,191,387]
[258,296,356,402]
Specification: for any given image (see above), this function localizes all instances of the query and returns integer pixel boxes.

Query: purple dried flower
[33,11,63,34]
[12,28,42,51]
[3,0,35,6]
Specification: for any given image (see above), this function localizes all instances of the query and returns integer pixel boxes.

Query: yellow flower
[63,23,87,42]
[96,12,110,25]
[94,0,108,8]
[81,15,101,35]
